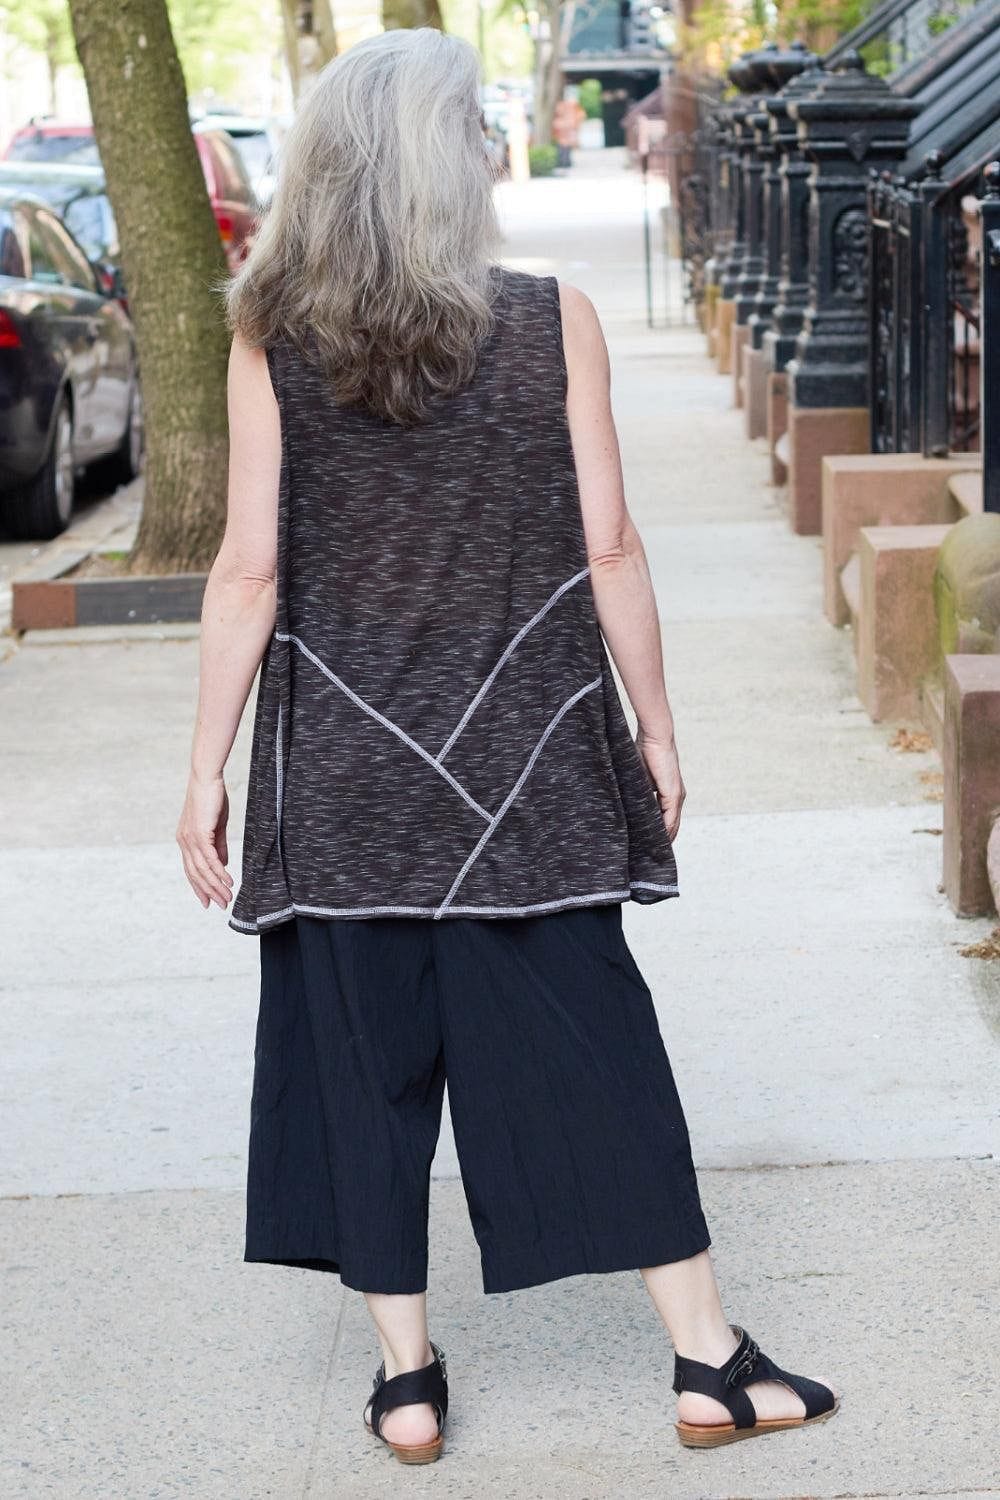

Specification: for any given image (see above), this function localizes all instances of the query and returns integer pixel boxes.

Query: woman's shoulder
[491,262,559,304]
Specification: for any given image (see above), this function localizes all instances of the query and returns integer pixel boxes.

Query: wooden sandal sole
[676,1398,840,1448]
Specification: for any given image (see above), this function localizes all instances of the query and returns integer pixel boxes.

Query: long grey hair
[226,28,503,427]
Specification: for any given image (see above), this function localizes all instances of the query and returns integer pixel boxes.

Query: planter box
[11,550,207,631]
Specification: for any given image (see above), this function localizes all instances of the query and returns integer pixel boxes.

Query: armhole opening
[550,276,570,403]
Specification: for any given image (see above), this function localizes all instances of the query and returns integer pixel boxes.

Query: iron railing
[981,161,1000,512]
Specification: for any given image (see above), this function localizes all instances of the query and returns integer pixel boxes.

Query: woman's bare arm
[176,336,281,910]
[558,280,685,839]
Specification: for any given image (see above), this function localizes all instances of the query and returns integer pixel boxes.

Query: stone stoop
[855,525,953,723]
[943,654,1000,917]
[821,452,982,627]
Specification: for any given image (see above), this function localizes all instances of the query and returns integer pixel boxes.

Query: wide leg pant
[245,902,711,1294]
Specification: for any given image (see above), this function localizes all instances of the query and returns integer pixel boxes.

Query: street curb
[17,621,201,646]
[11,552,207,631]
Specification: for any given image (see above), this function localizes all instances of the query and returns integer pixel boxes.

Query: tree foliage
[677,0,873,73]
[1,0,76,110]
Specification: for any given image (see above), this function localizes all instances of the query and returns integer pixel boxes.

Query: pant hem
[480,1226,713,1294]
[244,1250,428,1296]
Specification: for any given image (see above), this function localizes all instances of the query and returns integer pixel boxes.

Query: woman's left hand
[176,773,234,910]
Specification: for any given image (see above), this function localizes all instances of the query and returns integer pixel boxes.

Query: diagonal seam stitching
[433,675,603,919]
[276,631,492,823]
[434,566,591,764]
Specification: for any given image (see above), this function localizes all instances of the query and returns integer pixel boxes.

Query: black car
[0,188,142,540]
[0,162,121,283]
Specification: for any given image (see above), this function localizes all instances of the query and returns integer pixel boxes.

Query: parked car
[191,113,281,206]
[191,126,259,268]
[2,120,258,271]
[3,119,99,165]
[0,189,142,539]
[0,162,121,287]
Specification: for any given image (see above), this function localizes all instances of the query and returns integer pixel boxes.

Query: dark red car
[4,119,258,271]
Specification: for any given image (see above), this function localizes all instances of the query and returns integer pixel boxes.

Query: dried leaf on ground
[890,727,933,753]
[959,926,1000,959]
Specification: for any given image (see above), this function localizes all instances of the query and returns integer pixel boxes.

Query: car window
[63,193,106,260]
[231,131,272,184]
[27,218,62,284]
[99,196,119,256]
[32,211,98,292]
[210,134,254,203]
[7,132,97,164]
[0,210,26,277]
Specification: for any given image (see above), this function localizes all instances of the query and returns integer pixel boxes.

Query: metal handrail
[824,0,931,62]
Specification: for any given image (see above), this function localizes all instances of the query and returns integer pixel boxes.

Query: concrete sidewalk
[2,149,998,1500]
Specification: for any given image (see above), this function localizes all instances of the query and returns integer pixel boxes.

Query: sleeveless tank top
[228,265,679,934]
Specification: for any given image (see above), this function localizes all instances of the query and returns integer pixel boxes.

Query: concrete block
[989,819,1000,917]
[731,322,750,408]
[921,673,946,754]
[743,344,768,440]
[821,453,979,627]
[840,551,861,656]
[715,298,734,374]
[704,282,720,359]
[943,653,1000,916]
[856,524,952,722]
[788,405,870,538]
[767,373,788,484]
[949,467,983,515]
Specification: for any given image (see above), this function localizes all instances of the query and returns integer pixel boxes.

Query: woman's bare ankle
[382,1337,434,1379]
[673,1320,739,1367]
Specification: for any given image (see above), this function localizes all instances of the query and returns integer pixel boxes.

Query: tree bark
[68,0,232,574]
[381,0,445,31]
[531,0,565,146]
[279,0,339,100]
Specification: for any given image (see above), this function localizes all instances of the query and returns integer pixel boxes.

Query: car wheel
[101,380,145,487]
[0,396,75,541]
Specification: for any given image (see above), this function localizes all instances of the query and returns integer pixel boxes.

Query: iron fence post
[981,161,1000,514]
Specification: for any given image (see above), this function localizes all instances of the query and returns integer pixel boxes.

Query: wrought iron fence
[981,161,1000,511]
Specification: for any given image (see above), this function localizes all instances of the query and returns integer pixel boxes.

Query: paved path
[2,149,998,1499]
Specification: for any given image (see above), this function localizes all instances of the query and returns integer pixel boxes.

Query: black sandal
[362,1341,448,1465]
[673,1325,839,1448]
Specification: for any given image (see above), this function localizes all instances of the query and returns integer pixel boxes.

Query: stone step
[948,466,983,515]
[922,670,945,754]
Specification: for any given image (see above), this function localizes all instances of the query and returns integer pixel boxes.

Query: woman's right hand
[636,731,685,842]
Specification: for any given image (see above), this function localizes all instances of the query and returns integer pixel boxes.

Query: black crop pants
[245,902,711,1294]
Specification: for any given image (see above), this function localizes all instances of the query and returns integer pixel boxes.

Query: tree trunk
[68,0,231,574]
[279,0,339,100]
[532,0,565,146]
[381,0,445,31]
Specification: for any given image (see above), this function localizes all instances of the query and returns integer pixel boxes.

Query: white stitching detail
[229,883,682,931]
[435,566,590,764]
[276,631,492,823]
[275,701,284,834]
[630,880,679,892]
[434,675,603,919]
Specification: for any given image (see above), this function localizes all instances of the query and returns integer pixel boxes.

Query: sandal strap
[367,1342,449,1440]
[672,1325,835,1430]
[672,1326,760,1428]
[751,1354,837,1421]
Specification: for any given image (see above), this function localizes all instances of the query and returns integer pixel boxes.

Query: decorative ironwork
[832,207,870,298]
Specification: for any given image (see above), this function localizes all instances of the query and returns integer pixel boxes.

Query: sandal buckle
[725,1336,760,1388]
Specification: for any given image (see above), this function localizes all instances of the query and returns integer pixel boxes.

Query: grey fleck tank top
[228,265,678,933]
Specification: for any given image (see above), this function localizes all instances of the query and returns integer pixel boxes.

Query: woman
[176,28,838,1466]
